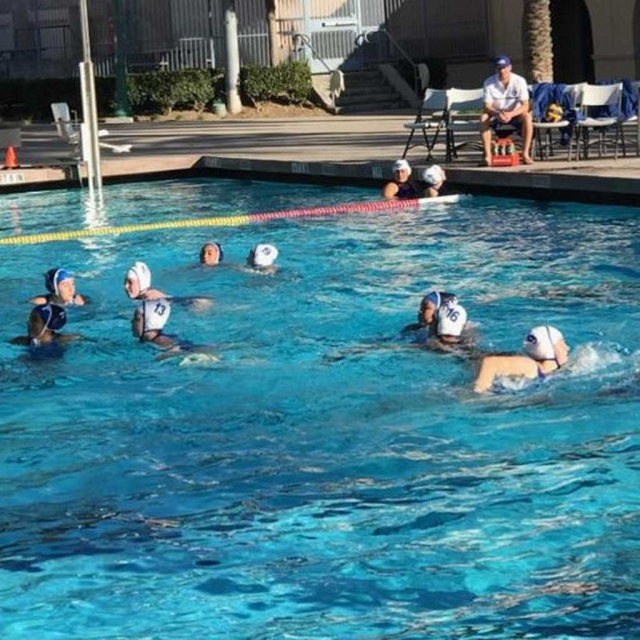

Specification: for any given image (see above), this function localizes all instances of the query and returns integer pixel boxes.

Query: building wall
[445,0,639,88]
[587,0,637,79]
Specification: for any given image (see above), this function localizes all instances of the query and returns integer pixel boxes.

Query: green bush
[0,62,306,120]
[127,68,222,114]
[241,60,311,104]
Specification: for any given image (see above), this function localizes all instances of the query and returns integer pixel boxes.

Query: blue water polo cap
[45,268,72,295]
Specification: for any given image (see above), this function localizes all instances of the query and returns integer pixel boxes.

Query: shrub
[241,60,311,104]
[0,62,306,120]
[127,68,222,114]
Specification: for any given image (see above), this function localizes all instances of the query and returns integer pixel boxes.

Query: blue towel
[594,79,637,120]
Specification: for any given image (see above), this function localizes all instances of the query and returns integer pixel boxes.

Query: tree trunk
[523,0,554,83]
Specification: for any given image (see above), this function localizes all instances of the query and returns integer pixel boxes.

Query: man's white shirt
[483,72,529,112]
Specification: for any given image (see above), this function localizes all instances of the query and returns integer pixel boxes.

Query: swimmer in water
[124,261,168,301]
[402,290,473,355]
[30,268,89,306]
[10,302,82,350]
[324,292,470,364]
[473,325,570,393]
[421,165,448,198]
[199,242,224,267]
[430,298,469,352]
[403,291,460,335]
[382,159,423,200]
[131,298,220,363]
[246,243,279,273]
[124,260,213,310]
[131,298,177,349]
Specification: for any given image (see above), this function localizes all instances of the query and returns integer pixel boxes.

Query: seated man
[480,55,534,166]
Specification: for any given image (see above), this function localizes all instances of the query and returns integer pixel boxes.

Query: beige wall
[586,0,637,79]
[446,0,639,87]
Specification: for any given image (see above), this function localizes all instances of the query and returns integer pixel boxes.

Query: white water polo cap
[436,302,467,337]
[422,165,446,185]
[392,159,412,175]
[127,261,152,293]
[252,244,279,267]
[522,325,564,361]
[140,299,171,332]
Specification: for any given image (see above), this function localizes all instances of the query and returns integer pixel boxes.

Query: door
[303,0,385,72]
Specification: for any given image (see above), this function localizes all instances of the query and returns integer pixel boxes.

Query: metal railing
[289,31,333,74]
[356,27,424,95]
[288,32,342,109]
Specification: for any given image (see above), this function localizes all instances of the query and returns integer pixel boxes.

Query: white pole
[79,0,102,192]
[225,5,242,115]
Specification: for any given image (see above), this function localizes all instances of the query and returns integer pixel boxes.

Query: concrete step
[338,100,407,114]
[335,91,400,106]
[337,84,395,97]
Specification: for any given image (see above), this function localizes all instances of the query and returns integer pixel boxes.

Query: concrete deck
[1,116,639,205]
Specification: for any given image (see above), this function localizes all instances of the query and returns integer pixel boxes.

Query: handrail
[290,31,333,74]
[288,32,341,109]
[358,27,423,95]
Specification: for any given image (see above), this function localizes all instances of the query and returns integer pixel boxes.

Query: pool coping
[2,154,640,207]
[2,115,640,206]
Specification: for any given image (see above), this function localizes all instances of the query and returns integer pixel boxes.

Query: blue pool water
[0,178,639,638]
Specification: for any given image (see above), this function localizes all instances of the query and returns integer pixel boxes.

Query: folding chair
[401,88,447,160]
[569,83,623,160]
[620,80,640,156]
[51,102,132,155]
[531,83,578,161]
[444,88,484,162]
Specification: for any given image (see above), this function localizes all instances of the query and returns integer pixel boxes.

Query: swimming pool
[1,178,639,638]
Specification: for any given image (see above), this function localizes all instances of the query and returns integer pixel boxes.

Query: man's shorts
[491,115,524,139]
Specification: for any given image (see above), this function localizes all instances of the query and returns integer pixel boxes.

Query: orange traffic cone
[4,146,19,169]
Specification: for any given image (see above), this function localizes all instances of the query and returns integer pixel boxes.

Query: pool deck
[2,115,640,205]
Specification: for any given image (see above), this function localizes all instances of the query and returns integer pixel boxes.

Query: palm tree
[523,0,554,82]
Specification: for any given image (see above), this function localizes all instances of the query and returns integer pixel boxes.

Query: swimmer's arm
[474,355,538,393]
[152,334,179,350]
[400,322,423,335]
[57,332,86,343]
[382,182,400,200]
[170,295,215,311]
[143,288,170,300]
[28,295,47,305]
[425,186,439,198]
[9,335,30,346]
[73,293,91,305]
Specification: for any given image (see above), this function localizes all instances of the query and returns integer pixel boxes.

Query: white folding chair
[531,83,588,161]
[569,83,623,160]
[51,102,132,155]
[401,88,447,161]
[621,80,640,156]
[444,88,484,162]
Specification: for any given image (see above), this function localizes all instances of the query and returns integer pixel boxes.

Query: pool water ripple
[1,179,638,637]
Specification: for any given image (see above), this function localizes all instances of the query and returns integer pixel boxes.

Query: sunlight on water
[0,178,638,638]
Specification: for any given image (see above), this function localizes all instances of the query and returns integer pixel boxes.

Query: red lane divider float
[0,195,460,246]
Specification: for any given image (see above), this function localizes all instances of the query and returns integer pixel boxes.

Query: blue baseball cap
[494,55,512,68]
